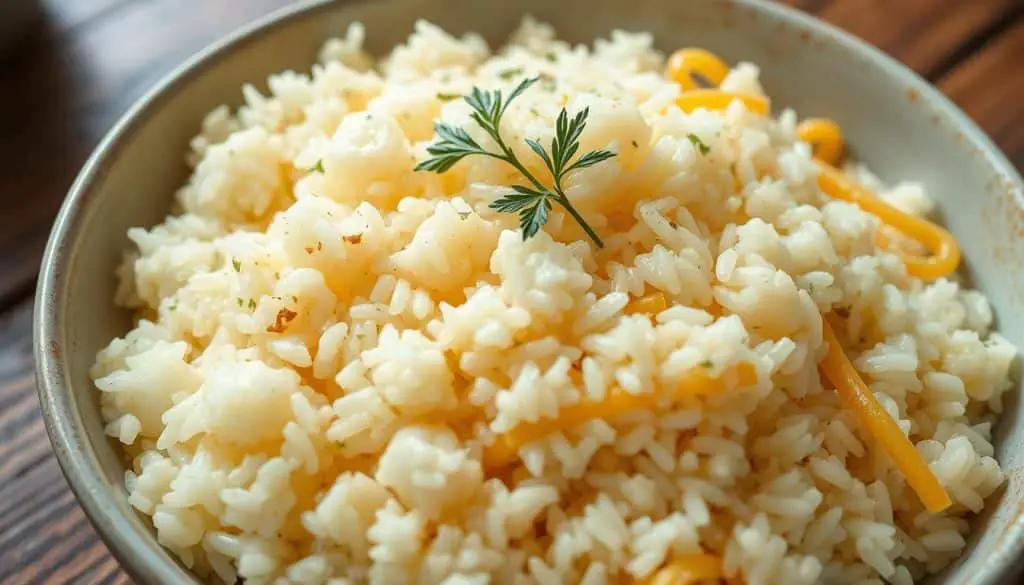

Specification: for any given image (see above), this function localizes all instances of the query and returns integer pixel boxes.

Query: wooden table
[1,0,1022,583]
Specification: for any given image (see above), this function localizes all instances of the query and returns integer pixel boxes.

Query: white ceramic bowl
[35,1,1024,583]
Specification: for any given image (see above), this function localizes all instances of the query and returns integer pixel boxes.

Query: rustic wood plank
[0,298,47,485]
[812,0,1021,76]
[939,19,1024,171]
[0,460,125,585]
[0,298,133,585]
[0,0,296,309]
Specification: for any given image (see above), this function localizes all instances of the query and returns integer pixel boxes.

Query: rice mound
[91,18,1016,585]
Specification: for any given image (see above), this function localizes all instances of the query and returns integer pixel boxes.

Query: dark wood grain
[0,0,297,309]
[1,1,1023,583]
[0,298,133,585]
[940,19,1024,171]
[0,300,123,585]
[813,0,1022,77]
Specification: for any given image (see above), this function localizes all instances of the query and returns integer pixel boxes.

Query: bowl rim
[33,0,1024,583]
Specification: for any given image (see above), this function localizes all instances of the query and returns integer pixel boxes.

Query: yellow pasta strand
[641,554,724,585]
[819,316,951,513]
[658,46,958,514]
[794,115,960,280]
[625,292,669,315]
[816,163,961,280]
[666,48,731,90]
[483,362,758,467]
[675,89,770,116]
[797,118,845,166]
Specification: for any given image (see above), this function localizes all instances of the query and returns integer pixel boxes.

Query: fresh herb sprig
[414,77,615,247]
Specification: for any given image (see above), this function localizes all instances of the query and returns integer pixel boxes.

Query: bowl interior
[36,0,1024,583]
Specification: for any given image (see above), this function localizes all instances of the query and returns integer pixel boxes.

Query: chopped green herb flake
[248,298,257,310]
[544,52,557,62]
[168,301,178,312]
[686,133,711,155]
[436,92,462,102]
[699,359,714,368]
[231,257,241,272]
[457,211,472,220]
[237,298,243,307]
[313,160,325,173]
[498,67,524,80]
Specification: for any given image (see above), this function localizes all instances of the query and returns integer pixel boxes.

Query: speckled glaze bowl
[34,0,1024,583]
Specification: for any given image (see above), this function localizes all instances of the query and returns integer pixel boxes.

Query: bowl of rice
[34,0,1024,584]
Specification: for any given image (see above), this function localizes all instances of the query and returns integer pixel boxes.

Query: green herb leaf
[566,149,616,172]
[415,78,615,247]
[247,298,257,310]
[687,133,711,155]
[466,85,499,120]
[490,187,546,214]
[231,257,241,272]
[413,123,488,173]
[551,108,587,175]
[518,197,552,240]
[699,359,714,368]
[436,92,461,102]
[525,138,555,176]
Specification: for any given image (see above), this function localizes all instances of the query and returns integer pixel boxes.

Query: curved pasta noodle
[641,554,725,585]
[820,316,951,513]
[664,48,956,514]
[483,362,758,467]
[666,48,731,90]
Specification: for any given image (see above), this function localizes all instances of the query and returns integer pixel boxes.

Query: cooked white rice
[91,18,1016,585]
